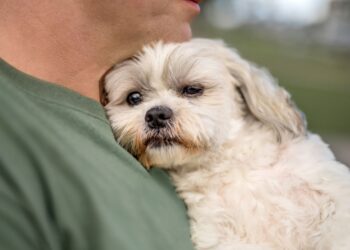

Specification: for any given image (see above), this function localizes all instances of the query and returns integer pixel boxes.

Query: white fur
[105,39,350,250]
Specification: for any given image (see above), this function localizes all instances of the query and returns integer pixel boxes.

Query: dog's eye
[181,85,204,97]
[127,91,143,106]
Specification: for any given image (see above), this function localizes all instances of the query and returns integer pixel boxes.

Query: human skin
[0,0,202,101]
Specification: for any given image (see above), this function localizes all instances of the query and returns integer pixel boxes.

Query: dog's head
[105,39,306,169]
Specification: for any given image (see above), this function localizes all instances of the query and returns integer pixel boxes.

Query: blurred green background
[192,0,350,165]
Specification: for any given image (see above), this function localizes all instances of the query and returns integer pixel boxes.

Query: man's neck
[0,1,135,102]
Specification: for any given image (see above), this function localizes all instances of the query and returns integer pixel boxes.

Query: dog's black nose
[145,106,173,129]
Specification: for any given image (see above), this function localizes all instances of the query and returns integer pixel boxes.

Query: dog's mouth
[144,136,181,148]
[143,126,183,149]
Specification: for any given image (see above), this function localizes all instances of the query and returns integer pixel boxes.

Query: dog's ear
[191,39,306,141]
[232,62,307,142]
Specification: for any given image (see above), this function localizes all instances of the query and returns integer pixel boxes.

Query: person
[0,1,202,249]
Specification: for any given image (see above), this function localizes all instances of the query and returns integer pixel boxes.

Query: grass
[192,20,350,135]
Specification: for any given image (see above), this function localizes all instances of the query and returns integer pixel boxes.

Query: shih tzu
[104,39,350,250]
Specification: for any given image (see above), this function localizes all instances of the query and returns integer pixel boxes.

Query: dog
[104,39,350,250]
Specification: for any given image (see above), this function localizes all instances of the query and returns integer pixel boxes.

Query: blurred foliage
[192,17,350,136]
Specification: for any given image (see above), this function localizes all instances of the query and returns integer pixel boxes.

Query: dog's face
[105,39,305,169]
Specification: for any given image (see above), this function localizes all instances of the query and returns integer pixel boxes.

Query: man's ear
[191,38,306,142]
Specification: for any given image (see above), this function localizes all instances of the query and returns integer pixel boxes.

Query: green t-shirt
[0,59,194,250]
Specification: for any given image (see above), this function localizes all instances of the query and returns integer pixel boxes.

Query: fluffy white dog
[105,39,350,250]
